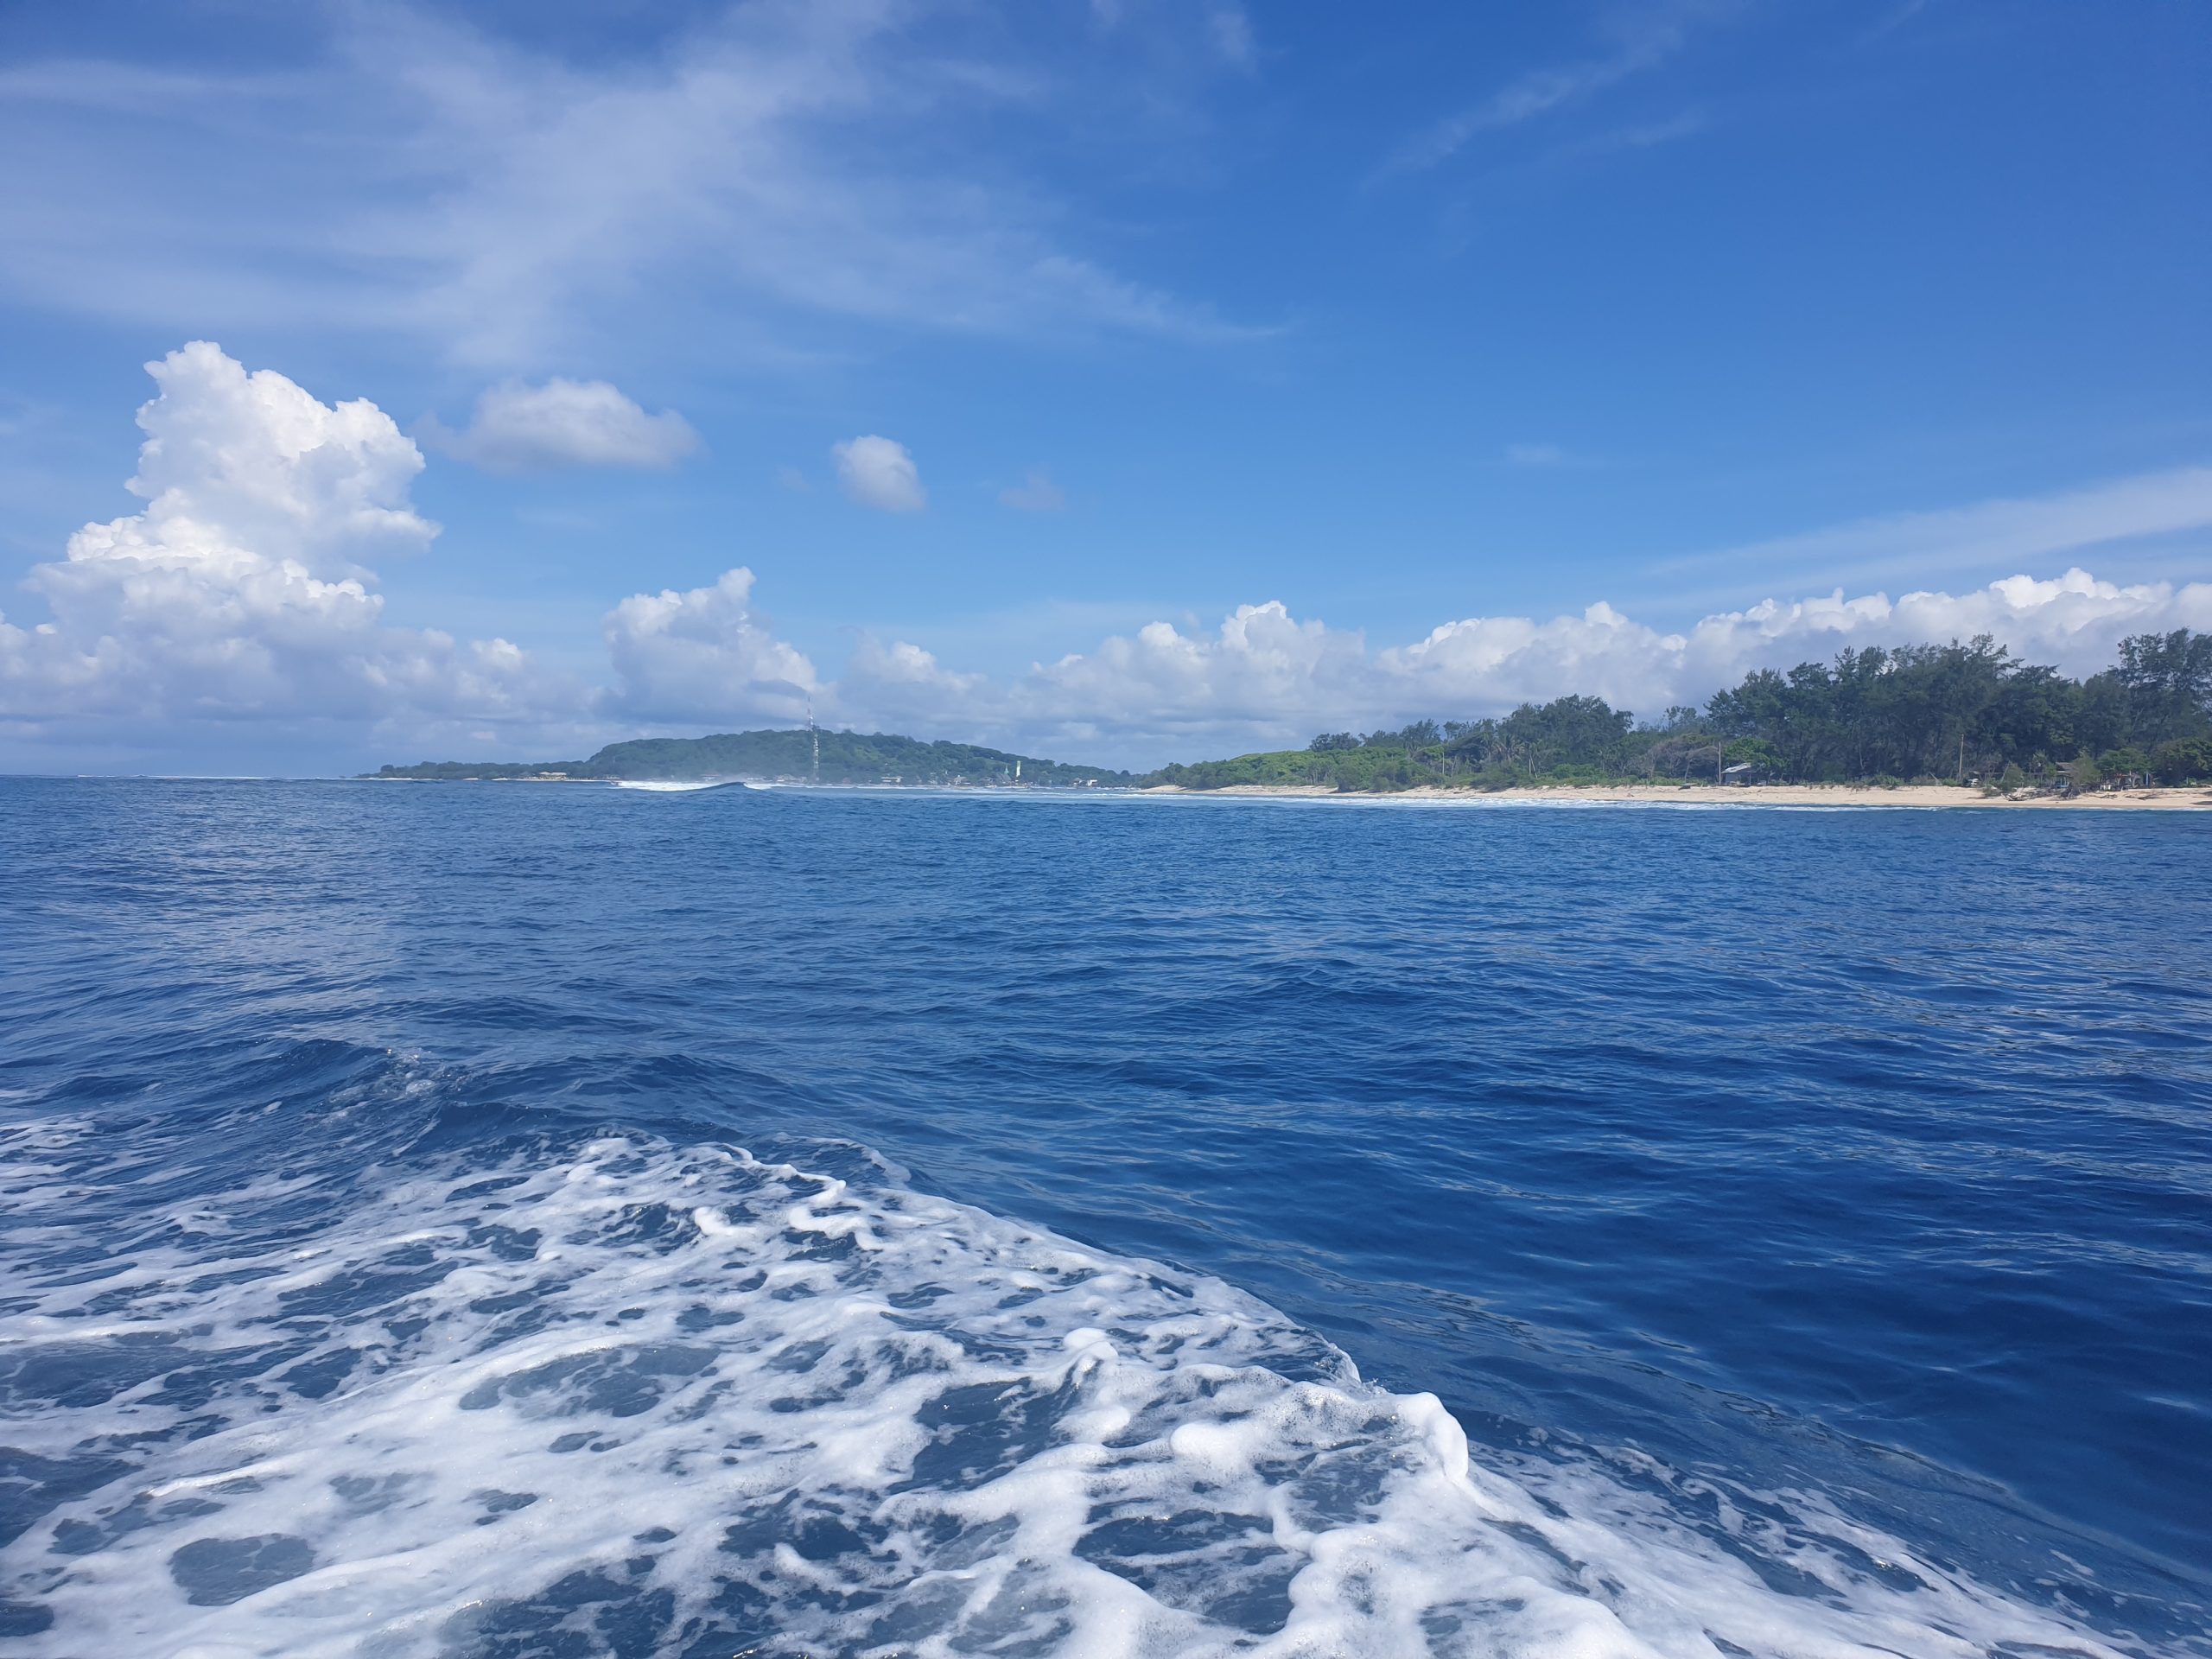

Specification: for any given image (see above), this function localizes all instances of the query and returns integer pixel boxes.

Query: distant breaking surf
[610,779,756,792]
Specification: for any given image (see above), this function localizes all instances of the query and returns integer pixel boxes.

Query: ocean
[1,778,2206,1657]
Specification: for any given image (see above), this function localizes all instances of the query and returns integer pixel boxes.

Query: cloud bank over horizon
[4,345,2209,773]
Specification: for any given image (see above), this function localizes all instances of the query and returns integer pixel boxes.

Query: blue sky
[2,0,2209,772]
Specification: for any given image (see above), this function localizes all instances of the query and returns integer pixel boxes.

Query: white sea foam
[0,1127,2136,1658]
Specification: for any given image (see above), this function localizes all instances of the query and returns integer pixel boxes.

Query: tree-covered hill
[372,728,1130,786]
[1139,630,2212,793]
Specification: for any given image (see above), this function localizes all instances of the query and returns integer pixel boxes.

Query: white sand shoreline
[1138,782,2212,810]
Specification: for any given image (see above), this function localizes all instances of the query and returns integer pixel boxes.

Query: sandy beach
[1141,782,2212,810]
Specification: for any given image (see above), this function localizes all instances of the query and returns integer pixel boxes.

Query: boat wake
[0,1114,2141,1658]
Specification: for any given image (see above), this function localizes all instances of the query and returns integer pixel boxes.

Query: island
[371,728,1131,788]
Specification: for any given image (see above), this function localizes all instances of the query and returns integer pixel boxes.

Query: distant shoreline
[1139,782,2212,810]
[353,773,2212,808]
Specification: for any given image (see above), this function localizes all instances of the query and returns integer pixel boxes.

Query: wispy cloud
[1504,443,1568,469]
[1865,0,1933,43]
[1658,465,2212,588]
[0,391,50,441]
[999,469,1067,512]
[1561,109,1709,159]
[1208,6,1257,71]
[0,3,1255,367]
[1386,3,1737,175]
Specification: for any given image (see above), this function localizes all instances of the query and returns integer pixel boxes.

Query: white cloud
[0,342,567,739]
[424,378,699,472]
[602,567,818,725]
[1504,442,1567,468]
[105,340,435,581]
[843,635,986,706]
[999,469,1066,512]
[833,435,925,513]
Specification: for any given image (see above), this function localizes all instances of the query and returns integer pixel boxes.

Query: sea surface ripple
[0,779,2207,1656]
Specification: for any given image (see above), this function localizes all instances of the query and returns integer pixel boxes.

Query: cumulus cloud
[842,635,987,708]
[104,340,435,581]
[0,342,566,739]
[602,567,819,724]
[999,469,1066,512]
[833,435,925,513]
[424,378,700,472]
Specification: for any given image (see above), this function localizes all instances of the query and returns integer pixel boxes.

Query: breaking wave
[609,779,755,793]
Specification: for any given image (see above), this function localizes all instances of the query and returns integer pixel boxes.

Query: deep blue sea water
[1,778,2207,1658]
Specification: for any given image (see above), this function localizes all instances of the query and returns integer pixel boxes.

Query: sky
[1,0,2208,773]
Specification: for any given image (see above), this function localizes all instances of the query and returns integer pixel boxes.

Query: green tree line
[1141,630,2212,792]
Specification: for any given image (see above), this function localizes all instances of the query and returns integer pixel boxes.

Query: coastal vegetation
[1139,630,2212,793]
[373,728,1130,786]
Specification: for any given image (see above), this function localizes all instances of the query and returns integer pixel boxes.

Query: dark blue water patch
[0,1449,136,1550]
[168,1532,317,1605]
[2,778,2209,1649]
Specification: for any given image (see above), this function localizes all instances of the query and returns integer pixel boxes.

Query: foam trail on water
[0,1119,2138,1658]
